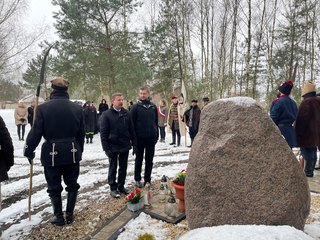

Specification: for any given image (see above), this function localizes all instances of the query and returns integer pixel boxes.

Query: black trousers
[44,162,80,198]
[159,126,166,140]
[134,137,155,183]
[189,126,198,142]
[17,124,26,139]
[108,151,129,191]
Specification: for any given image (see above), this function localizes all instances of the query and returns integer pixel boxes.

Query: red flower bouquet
[124,188,143,204]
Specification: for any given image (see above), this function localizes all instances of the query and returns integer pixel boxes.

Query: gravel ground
[26,187,320,240]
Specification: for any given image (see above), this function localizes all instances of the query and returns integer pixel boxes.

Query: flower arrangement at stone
[124,188,143,204]
[172,169,187,186]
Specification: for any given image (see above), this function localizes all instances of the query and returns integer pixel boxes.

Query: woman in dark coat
[0,115,14,210]
[98,99,109,115]
[84,101,98,143]
[295,81,320,177]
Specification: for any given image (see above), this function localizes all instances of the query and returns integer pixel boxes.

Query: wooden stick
[28,159,33,220]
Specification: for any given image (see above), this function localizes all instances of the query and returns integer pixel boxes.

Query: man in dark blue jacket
[100,93,136,198]
[24,77,85,226]
[130,86,158,188]
[270,80,298,148]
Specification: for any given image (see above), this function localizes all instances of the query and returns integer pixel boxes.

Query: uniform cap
[51,77,69,90]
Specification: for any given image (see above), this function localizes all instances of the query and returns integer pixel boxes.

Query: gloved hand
[105,150,115,159]
[27,152,35,164]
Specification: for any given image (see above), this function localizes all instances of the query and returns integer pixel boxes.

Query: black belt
[278,123,292,127]
[46,137,76,143]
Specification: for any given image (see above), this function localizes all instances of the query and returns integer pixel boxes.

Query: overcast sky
[24,0,59,41]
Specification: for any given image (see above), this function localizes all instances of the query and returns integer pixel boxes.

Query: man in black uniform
[100,93,136,198]
[24,77,85,226]
[130,86,158,188]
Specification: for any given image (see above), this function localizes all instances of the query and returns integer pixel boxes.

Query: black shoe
[66,191,77,224]
[86,139,89,144]
[110,190,120,198]
[187,145,192,148]
[144,182,151,187]
[50,196,65,226]
[66,213,74,224]
[90,138,93,143]
[118,187,129,195]
[50,215,65,226]
[169,142,175,145]
[135,181,143,188]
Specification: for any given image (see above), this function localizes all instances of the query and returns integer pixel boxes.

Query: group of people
[158,96,209,148]
[1,79,212,225]
[18,80,161,225]
[270,80,320,177]
[9,75,319,227]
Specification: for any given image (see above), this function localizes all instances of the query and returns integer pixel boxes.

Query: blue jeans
[301,147,317,177]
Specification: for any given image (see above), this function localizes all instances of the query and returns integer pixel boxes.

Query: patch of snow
[304,222,320,239]
[179,225,314,240]
[117,212,168,240]
[217,97,256,107]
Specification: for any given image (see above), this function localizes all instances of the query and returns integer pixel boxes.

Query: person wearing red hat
[270,80,298,149]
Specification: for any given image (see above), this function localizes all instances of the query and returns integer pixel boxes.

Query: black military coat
[24,91,85,167]
[0,116,14,181]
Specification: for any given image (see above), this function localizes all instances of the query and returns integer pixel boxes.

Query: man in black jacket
[24,77,85,226]
[130,86,158,188]
[100,93,136,198]
[0,115,14,211]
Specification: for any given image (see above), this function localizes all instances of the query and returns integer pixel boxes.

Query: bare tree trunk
[210,0,215,100]
[288,3,296,79]
[302,0,308,82]
[200,0,204,81]
[229,0,238,96]
[252,0,266,99]
[174,13,184,88]
[218,4,228,98]
[187,20,196,86]
[245,0,252,96]
[310,8,315,80]
[267,0,278,94]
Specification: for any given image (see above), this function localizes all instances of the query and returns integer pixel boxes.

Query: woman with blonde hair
[14,101,28,141]
[157,99,168,142]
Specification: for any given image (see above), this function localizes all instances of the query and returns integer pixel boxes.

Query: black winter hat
[278,80,293,95]
[202,97,209,102]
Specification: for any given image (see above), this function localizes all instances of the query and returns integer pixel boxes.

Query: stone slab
[308,170,320,193]
[88,194,185,240]
[143,194,186,224]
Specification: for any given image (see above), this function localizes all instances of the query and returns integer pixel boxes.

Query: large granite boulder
[185,97,310,230]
